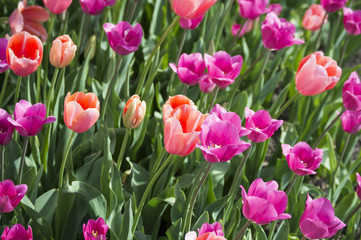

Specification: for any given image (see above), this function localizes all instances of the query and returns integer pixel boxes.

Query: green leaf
[119,200,133,240]
[166,218,182,240]
[273,221,289,240]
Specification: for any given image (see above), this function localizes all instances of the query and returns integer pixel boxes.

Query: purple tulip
[343,71,361,111]
[282,142,323,176]
[197,114,251,163]
[103,21,143,56]
[343,7,361,36]
[79,0,115,15]
[267,3,282,16]
[237,0,269,19]
[356,173,361,200]
[204,51,243,89]
[240,178,291,225]
[0,179,27,213]
[300,195,345,239]
[1,224,32,240]
[244,107,283,143]
[261,12,305,51]
[198,222,224,236]
[321,0,348,13]
[83,217,108,240]
[0,38,10,73]
[179,15,204,30]
[7,100,56,137]
[198,74,216,93]
[0,109,14,145]
[340,110,361,134]
[169,53,206,86]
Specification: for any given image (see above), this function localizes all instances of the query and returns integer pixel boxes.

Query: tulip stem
[127,0,137,22]
[254,49,271,104]
[313,108,345,148]
[285,173,297,196]
[116,128,130,169]
[233,220,252,240]
[215,0,234,49]
[135,16,180,96]
[229,18,246,52]
[301,236,307,240]
[46,67,59,108]
[208,87,219,112]
[14,75,22,106]
[150,149,167,178]
[314,13,328,52]
[100,56,123,123]
[339,34,350,67]
[44,13,56,73]
[331,134,350,188]
[334,202,361,240]
[274,92,300,118]
[18,137,29,184]
[0,70,9,107]
[132,154,173,234]
[184,162,213,233]
[58,131,76,189]
[1,145,4,181]
[182,85,189,95]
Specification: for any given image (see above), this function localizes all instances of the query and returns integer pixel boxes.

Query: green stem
[127,0,137,22]
[301,236,307,240]
[334,203,361,239]
[72,14,89,68]
[208,87,219,112]
[58,131,76,189]
[150,149,167,178]
[314,13,328,52]
[1,145,4,181]
[229,18,246,52]
[132,154,173,233]
[0,70,10,107]
[44,13,56,73]
[116,128,130,169]
[268,221,277,240]
[135,16,180,96]
[254,49,271,104]
[339,34,350,67]
[285,173,297,196]
[215,0,234,49]
[332,134,350,185]
[18,137,29,184]
[274,92,300,118]
[14,75,22,106]
[182,85,189,95]
[46,67,59,107]
[233,220,252,240]
[36,67,41,102]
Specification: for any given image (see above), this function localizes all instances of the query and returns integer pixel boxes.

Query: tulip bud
[84,35,97,60]
[123,95,146,129]
[49,35,77,68]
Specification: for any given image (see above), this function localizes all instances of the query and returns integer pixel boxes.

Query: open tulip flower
[295,51,342,96]
[0,38,10,73]
[0,179,27,213]
[169,0,218,20]
[43,0,72,14]
[237,0,269,19]
[49,35,77,68]
[343,7,361,36]
[185,222,226,240]
[303,4,327,31]
[80,0,115,15]
[0,109,15,145]
[340,110,361,134]
[343,71,361,111]
[83,217,108,240]
[163,95,197,121]
[1,224,32,240]
[321,0,348,13]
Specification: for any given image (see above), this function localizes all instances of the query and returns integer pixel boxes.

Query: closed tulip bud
[49,35,77,68]
[123,95,146,129]
[303,4,327,31]
[84,35,96,60]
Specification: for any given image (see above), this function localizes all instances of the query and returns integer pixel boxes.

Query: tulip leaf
[119,200,133,240]
[273,220,289,240]
[252,223,267,240]
[171,182,186,223]
[166,218,182,240]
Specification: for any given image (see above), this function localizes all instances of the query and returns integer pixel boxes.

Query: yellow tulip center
[92,230,98,238]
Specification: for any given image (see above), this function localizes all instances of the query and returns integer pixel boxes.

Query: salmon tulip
[303,4,327,31]
[49,35,77,68]
[169,0,218,20]
[43,0,72,14]
[163,95,196,122]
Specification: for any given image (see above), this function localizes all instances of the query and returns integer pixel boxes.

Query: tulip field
[2,0,361,239]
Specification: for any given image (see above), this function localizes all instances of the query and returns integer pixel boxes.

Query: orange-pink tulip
[302,4,327,31]
[163,95,196,122]
[9,0,49,42]
[49,35,77,68]
[122,95,146,129]
[6,31,43,77]
[295,51,342,96]
[64,92,100,133]
[169,0,218,20]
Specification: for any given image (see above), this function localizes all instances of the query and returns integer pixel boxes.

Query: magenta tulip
[343,7,361,36]
[267,3,282,15]
[231,20,253,37]
[198,222,224,236]
[43,0,72,14]
[321,0,347,13]
[185,222,225,240]
[0,179,27,213]
[0,109,15,145]
[1,224,32,240]
[79,0,115,15]
[261,12,304,51]
[0,38,10,73]
[356,173,361,200]
[237,0,268,19]
[83,217,108,240]
[244,107,283,143]
[343,71,361,111]
[169,53,206,86]
[103,21,143,56]
[198,74,216,93]
[204,51,243,88]
[340,110,361,134]
[241,178,291,225]
[179,15,204,30]
[300,195,345,239]
[282,142,323,176]
[7,100,56,137]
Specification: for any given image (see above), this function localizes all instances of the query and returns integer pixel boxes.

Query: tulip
[302,4,327,31]
[342,71,361,111]
[169,0,217,20]
[244,107,283,143]
[43,0,72,14]
[240,178,291,225]
[340,110,361,134]
[204,51,243,89]
[7,100,55,136]
[198,74,216,93]
[8,0,49,42]
[49,35,77,68]
[267,3,282,16]
[83,217,108,240]
[295,51,342,96]
[356,173,361,200]
[169,53,206,86]
[0,109,15,145]
[179,15,204,30]
[0,179,27,213]
[282,142,323,176]
[80,0,115,15]
[185,222,226,240]
[237,0,269,19]
[163,95,196,122]
[343,7,361,36]
[1,224,32,240]
[185,232,226,240]
[6,31,43,77]
[321,0,348,13]
[103,21,143,56]
[261,12,305,51]
[123,95,146,129]
[231,20,254,37]
[0,38,10,73]
[300,195,345,239]
[63,92,100,133]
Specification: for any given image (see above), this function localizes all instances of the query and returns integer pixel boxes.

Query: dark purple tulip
[170,53,206,86]
[0,109,14,145]
[0,38,10,73]
[79,0,115,15]
[321,0,347,13]
[0,179,27,213]
[103,21,143,56]
[343,71,361,111]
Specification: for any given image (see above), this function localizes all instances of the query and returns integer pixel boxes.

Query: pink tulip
[80,0,115,15]
[244,107,283,143]
[231,20,254,37]
[204,51,243,89]
[340,110,361,134]
[343,7,361,36]
[267,3,282,16]
[179,15,204,29]
[185,222,225,240]
[241,178,291,225]
[0,180,27,213]
[261,12,304,50]
[1,224,32,240]
[198,74,216,93]
[0,109,15,145]
[303,4,327,31]
[50,35,77,68]
[169,0,218,20]
[295,51,342,96]
[237,0,269,19]
[9,0,49,42]
[342,71,361,111]
[300,195,345,239]
[169,53,206,86]
[0,38,10,73]
[163,95,196,122]
[83,217,108,240]
[356,173,361,200]
[282,142,323,176]
[43,0,72,14]
[321,0,348,13]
